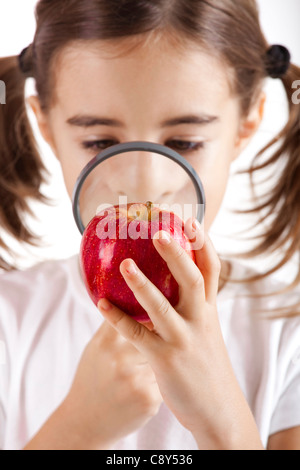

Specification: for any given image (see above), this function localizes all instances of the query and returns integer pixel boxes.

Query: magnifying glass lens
[77,148,200,228]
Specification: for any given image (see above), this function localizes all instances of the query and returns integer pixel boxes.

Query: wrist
[59,394,114,450]
[191,407,264,450]
[24,395,113,450]
[191,366,265,450]
[193,426,264,450]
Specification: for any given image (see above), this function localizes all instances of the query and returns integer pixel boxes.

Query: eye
[165,140,205,153]
[82,139,119,152]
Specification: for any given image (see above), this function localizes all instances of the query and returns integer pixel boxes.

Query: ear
[233,91,266,159]
[27,95,58,156]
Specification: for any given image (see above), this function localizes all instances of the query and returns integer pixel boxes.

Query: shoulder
[221,259,300,382]
[219,259,300,359]
[0,256,84,305]
[219,260,300,441]
[220,259,300,318]
[0,257,70,297]
[0,256,94,335]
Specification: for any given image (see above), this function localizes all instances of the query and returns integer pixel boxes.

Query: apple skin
[80,202,196,323]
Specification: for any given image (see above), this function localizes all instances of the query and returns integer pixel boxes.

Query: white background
[0,0,299,282]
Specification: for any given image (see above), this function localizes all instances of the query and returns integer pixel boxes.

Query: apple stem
[146,201,153,222]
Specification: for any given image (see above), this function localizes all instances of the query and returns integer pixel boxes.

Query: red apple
[80,201,196,323]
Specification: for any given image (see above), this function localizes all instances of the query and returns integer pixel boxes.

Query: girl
[0,0,300,450]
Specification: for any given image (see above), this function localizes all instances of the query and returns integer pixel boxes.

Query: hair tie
[18,45,33,77]
[265,45,291,79]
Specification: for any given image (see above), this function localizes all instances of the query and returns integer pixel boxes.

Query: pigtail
[238,62,300,297]
[0,55,48,271]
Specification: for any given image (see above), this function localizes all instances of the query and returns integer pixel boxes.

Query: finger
[188,221,221,305]
[152,228,205,317]
[98,298,159,358]
[119,259,182,340]
[94,319,126,345]
[116,345,152,369]
[95,322,153,368]
[183,217,205,252]
[98,322,148,361]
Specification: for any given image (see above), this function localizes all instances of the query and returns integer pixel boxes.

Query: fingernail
[98,298,112,311]
[157,231,171,246]
[192,218,202,232]
[125,260,138,276]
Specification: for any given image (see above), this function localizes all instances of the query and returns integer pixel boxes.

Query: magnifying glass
[72,141,206,234]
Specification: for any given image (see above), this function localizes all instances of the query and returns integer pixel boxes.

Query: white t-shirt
[0,255,300,450]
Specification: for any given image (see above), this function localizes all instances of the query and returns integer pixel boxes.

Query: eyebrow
[66,114,219,128]
[66,115,123,127]
[160,114,219,127]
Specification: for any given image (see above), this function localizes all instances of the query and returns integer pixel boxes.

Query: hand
[65,321,163,449]
[98,219,263,450]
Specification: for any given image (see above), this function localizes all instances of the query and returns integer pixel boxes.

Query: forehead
[52,35,233,117]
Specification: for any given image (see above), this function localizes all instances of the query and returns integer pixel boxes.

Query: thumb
[98,298,156,355]
[93,316,125,345]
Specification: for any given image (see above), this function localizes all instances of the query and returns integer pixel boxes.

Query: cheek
[194,147,235,230]
[196,127,240,229]
[203,171,230,229]
[49,124,86,199]
[59,158,80,198]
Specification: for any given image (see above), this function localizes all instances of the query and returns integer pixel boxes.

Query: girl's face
[30,34,264,229]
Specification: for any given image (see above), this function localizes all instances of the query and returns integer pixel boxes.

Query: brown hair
[0,0,299,313]
[0,55,48,270]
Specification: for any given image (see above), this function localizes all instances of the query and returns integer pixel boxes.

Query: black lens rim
[72,141,206,234]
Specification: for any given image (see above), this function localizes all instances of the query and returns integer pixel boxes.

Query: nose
[109,152,185,203]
